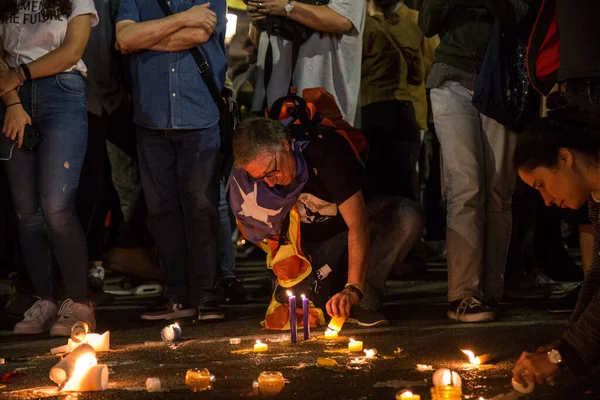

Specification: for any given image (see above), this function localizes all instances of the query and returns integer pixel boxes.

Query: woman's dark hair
[514,111,600,172]
[0,0,72,23]
[373,0,400,25]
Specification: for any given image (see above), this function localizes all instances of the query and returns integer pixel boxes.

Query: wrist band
[5,102,22,108]
[19,63,31,81]
[13,68,25,85]
[343,283,364,301]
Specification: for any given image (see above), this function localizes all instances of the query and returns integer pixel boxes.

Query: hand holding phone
[22,124,43,150]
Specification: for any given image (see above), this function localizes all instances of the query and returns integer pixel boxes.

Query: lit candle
[364,348,378,358]
[288,291,297,344]
[432,369,461,387]
[257,371,285,396]
[161,323,182,342]
[461,349,492,365]
[301,294,310,340]
[328,316,346,332]
[185,368,211,392]
[397,390,421,400]
[348,338,363,352]
[324,329,338,339]
[253,340,268,353]
[511,377,535,394]
[229,338,241,345]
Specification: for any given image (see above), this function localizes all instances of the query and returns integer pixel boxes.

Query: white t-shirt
[0,0,99,74]
[251,0,365,127]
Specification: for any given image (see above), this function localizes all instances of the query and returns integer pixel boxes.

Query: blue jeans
[0,72,89,301]
[430,81,516,304]
[218,181,236,282]
[136,124,221,306]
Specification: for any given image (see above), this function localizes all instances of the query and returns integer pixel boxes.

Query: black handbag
[472,21,540,134]
[156,0,239,182]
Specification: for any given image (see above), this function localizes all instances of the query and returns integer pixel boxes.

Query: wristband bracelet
[5,102,22,108]
[13,67,25,85]
[343,283,364,302]
[19,63,31,81]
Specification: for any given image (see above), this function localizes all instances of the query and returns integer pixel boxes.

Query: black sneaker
[4,288,36,319]
[140,301,197,321]
[504,270,563,300]
[198,301,225,321]
[447,296,495,323]
[547,285,581,314]
[222,278,252,304]
[347,305,389,327]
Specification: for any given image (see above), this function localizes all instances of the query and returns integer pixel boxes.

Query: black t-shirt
[557,0,600,81]
[297,130,368,243]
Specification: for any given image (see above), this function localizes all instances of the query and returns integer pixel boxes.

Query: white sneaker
[50,299,97,337]
[14,299,59,335]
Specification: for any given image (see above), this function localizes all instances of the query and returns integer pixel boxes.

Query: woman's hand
[3,104,32,148]
[0,70,21,98]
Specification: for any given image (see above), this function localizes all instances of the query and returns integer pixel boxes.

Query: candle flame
[256,340,262,344]
[364,349,376,358]
[349,338,355,343]
[301,294,306,299]
[61,353,98,391]
[403,391,414,398]
[286,290,293,297]
[442,370,452,386]
[461,349,481,365]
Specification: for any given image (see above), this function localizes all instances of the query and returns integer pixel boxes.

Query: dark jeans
[136,124,221,306]
[361,100,421,200]
[218,180,236,282]
[301,195,424,310]
[0,73,89,301]
[421,125,446,241]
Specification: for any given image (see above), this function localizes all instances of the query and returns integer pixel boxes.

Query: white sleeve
[327,0,365,36]
[69,0,100,26]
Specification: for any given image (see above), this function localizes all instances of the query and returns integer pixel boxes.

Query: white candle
[324,329,338,339]
[230,338,241,345]
[348,338,363,352]
[432,368,462,387]
[146,377,161,392]
[50,344,96,386]
[253,340,268,352]
[512,377,535,394]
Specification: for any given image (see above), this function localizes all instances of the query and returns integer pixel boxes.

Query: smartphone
[22,124,43,150]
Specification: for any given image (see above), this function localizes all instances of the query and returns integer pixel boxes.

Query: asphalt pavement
[0,259,595,400]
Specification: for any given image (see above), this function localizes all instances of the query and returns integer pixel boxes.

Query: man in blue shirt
[116,0,227,321]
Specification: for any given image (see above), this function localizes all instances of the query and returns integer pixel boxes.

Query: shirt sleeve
[315,134,365,206]
[116,0,141,23]
[328,0,366,36]
[69,0,99,26]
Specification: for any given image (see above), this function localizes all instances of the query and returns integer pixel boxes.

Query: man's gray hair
[233,118,291,168]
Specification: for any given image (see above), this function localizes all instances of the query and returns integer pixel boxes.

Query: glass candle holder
[185,368,211,392]
[430,386,462,400]
[257,371,285,397]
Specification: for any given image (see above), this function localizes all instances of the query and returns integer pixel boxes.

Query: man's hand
[247,1,267,23]
[247,0,288,17]
[512,351,559,386]
[183,3,217,34]
[536,341,561,354]
[326,288,360,318]
[0,70,20,98]
[3,105,32,149]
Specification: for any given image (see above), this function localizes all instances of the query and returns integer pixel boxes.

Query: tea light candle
[511,377,535,394]
[253,340,268,352]
[146,377,161,392]
[301,294,310,340]
[161,323,182,342]
[229,338,241,345]
[348,338,363,352]
[324,329,338,339]
[185,368,211,392]
[364,348,377,358]
[397,390,421,400]
[257,371,285,397]
[432,369,462,387]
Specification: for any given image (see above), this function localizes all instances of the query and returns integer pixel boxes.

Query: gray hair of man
[233,117,292,168]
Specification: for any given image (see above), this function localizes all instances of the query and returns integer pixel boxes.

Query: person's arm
[116,4,216,53]
[554,200,600,375]
[0,44,31,148]
[247,0,352,34]
[326,190,369,318]
[148,27,211,52]
[418,0,451,38]
[401,38,424,86]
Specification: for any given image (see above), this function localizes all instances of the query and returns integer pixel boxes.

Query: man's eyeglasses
[248,153,280,183]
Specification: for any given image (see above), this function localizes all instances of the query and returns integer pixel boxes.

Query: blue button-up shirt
[116,0,226,130]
